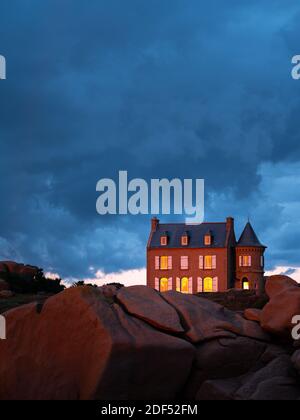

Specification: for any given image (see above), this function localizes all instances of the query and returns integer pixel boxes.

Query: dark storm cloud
[1,0,300,279]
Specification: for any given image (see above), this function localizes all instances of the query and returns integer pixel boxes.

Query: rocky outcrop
[0,279,10,292]
[116,286,184,333]
[197,355,300,401]
[260,276,300,338]
[244,308,262,323]
[0,277,300,400]
[244,275,300,339]
[0,287,194,400]
[162,291,269,343]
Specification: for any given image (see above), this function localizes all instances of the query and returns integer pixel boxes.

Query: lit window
[160,278,169,292]
[160,236,168,246]
[181,277,189,294]
[181,235,188,246]
[204,277,213,292]
[204,235,212,246]
[160,256,168,270]
[181,256,189,270]
[241,256,251,267]
[243,279,250,290]
[204,255,213,269]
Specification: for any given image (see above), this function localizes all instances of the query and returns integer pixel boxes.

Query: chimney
[151,217,159,232]
[226,217,234,232]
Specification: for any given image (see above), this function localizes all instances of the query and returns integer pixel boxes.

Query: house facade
[147,217,266,294]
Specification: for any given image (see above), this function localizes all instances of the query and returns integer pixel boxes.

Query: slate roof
[237,222,266,248]
[149,222,228,249]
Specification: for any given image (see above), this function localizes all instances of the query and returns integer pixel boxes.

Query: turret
[235,222,266,294]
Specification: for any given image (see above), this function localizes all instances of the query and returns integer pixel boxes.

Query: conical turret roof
[237,222,266,247]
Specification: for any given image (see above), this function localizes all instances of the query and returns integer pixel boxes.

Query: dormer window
[204,234,212,246]
[181,233,189,246]
[160,234,168,246]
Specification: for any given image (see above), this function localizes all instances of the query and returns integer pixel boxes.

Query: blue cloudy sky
[1,0,300,284]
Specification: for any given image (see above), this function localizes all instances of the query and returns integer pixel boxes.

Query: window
[160,256,168,270]
[181,277,189,294]
[181,235,188,246]
[261,256,264,268]
[204,277,213,292]
[181,256,189,270]
[205,256,212,269]
[242,279,250,290]
[160,278,169,292]
[203,255,217,270]
[240,256,252,267]
[204,235,212,246]
[160,236,168,246]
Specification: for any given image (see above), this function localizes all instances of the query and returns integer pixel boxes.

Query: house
[147,217,266,294]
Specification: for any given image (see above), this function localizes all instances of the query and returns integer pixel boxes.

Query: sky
[1,1,300,285]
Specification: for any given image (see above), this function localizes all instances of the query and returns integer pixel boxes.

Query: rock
[292,350,300,372]
[116,286,184,333]
[236,355,298,400]
[0,290,14,298]
[99,285,118,300]
[184,336,267,398]
[260,276,300,338]
[0,286,195,400]
[197,355,300,401]
[265,275,298,298]
[196,377,241,401]
[162,291,269,343]
[244,308,262,323]
[249,376,300,400]
[194,337,266,378]
[0,279,10,292]
[184,336,288,399]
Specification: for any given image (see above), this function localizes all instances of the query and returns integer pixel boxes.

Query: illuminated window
[204,235,212,246]
[181,235,188,246]
[240,256,251,267]
[205,256,213,269]
[181,277,189,294]
[204,255,216,269]
[181,256,189,270]
[160,256,168,270]
[160,278,169,292]
[160,236,168,246]
[204,277,213,292]
[242,279,250,290]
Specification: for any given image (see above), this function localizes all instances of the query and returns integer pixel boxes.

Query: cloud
[1,1,300,278]
[63,267,146,288]
[266,266,300,283]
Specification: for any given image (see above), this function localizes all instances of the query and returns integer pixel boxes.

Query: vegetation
[197,289,269,312]
[1,269,65,294]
